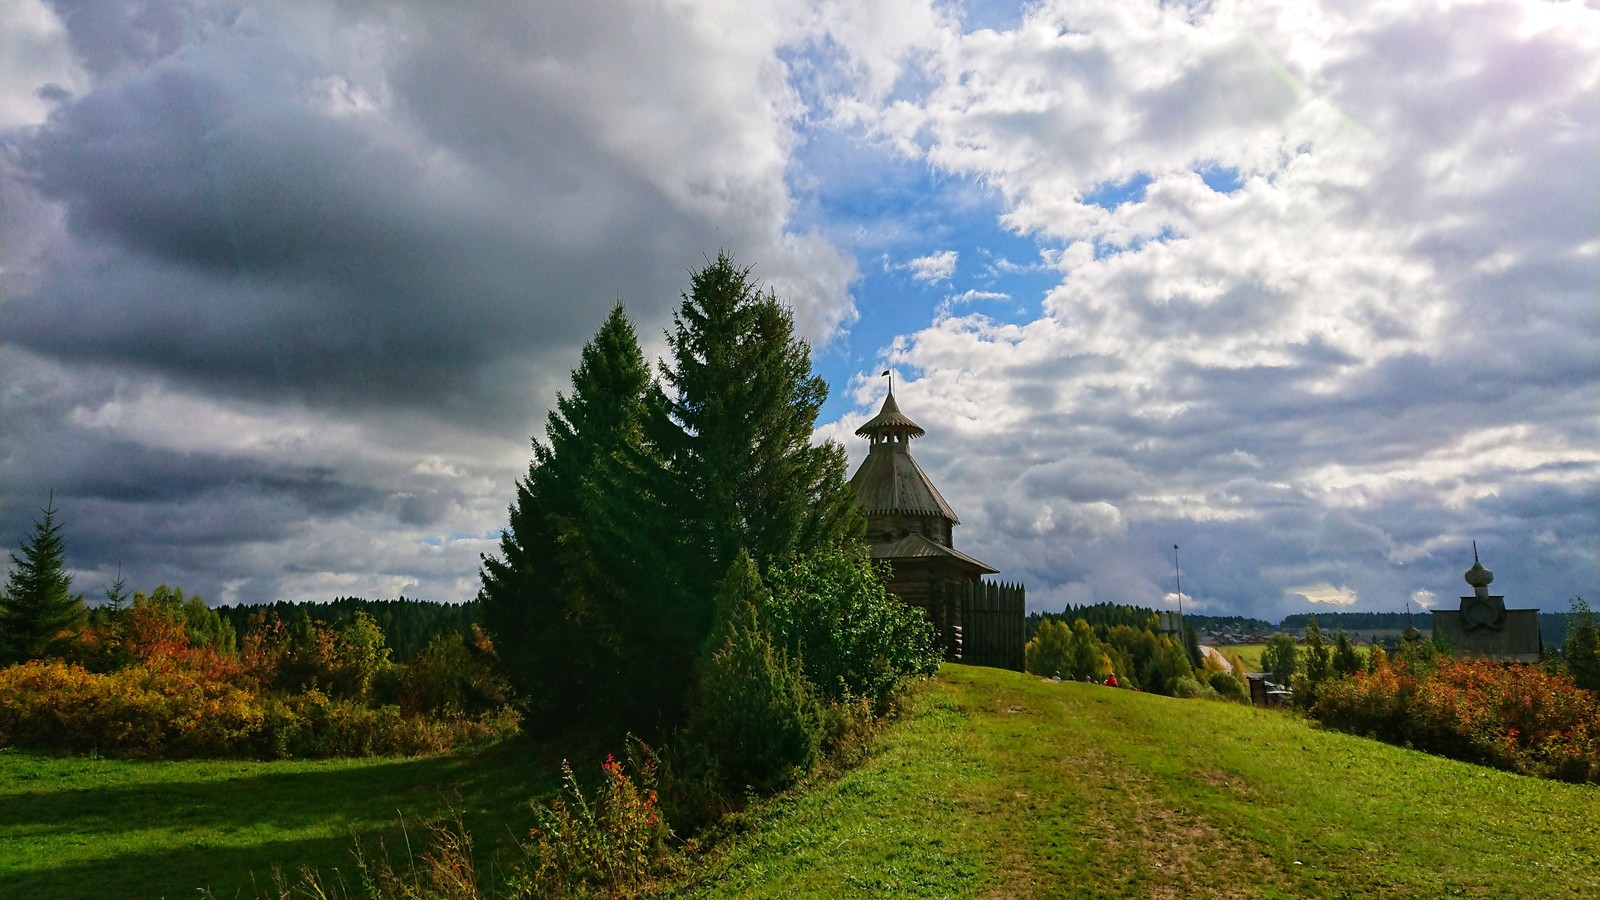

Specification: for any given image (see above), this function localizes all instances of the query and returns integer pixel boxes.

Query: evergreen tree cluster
[478,253,927,745]
[1280,611,1433,631]
[1023,610,1205,696]
[1182,613,1274,633]
[1027,602,1161,638]
[214,597,479,663]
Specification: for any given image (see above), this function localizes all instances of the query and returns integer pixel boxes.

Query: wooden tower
[848,388,1023,668]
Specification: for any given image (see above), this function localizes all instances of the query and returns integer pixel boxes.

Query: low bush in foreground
[1311,655,1600,782]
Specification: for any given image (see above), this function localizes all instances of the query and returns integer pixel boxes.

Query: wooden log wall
[957,579,1026,671]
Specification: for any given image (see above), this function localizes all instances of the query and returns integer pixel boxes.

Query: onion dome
[1464,561,1494,590]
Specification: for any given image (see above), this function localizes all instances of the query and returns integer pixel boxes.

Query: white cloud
[0,0,864,605]
[820,0,1600,617]
[947,289,1009,304]
[0,0,88,130]
[1292,583,1359,607]
[907,249,958,282]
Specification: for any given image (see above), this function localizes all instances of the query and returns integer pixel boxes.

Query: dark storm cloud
[2,0,858,604]
[8,23,707,418]
[48,0,194,79]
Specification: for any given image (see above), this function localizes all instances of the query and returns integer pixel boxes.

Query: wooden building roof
[848,390,960,522]
[848,446,960,521]
[854,391,925,439]
[868,533,998,575]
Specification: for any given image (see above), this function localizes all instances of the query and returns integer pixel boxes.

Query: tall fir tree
[654,252,863,597]
[1332,627,1362,677]
[1303,616,1331,684]
[478,303,664,727]
[0,497,87,662]
[483,256,869,732]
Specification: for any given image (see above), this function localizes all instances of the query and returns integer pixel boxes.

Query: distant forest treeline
[1279,610,1573,648]
[1279,611,1427,631]
[214,597,481,663]
[1182,614,1275,632]
[210,599,1577,666]
[1025,603,1159,639]
[1027,606,1578,649]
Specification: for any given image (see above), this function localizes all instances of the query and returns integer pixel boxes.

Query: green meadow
[1224,642,1267,672]
[0,737,574,899]
[4,664,1598,898]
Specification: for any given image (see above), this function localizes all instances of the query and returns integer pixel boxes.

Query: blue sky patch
[1197,162,1244,194]
[1081,171,1154,210]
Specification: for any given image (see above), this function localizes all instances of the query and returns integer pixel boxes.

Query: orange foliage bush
[1,604,521,760]
[0,661,519,760]
[1311,655,1600,783]
[0,660,264,758]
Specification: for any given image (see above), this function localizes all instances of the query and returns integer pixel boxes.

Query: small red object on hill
[1105,673,1118,688]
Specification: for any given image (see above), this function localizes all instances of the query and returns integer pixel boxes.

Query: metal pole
[1173,544,1183,624]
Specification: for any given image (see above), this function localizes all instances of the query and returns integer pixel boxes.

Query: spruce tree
[654,252,863,593]
[479,303,662,727]
[1332,627,1362,677]
[103,565,129,616]
[0,497,87,662]
[1303,616,1331,684]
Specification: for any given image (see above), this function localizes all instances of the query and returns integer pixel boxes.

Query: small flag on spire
[881,370,890,376]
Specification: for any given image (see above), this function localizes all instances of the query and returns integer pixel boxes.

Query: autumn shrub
[1311,656,1600,783]
[398,627,512,719]
[514,743,674,899]
[0,660,263,758]
[1208,669,1247,701]
[0,659,520,759]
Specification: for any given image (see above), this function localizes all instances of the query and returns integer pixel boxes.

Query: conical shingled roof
[848,447,960,521]
[848,391,958,522]
[855,391,925,438]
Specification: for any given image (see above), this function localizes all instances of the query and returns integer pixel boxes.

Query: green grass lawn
[1225,642,1267,672]
[678,665,1600,898]
[0,734,584,900]
[5,665,1598,898]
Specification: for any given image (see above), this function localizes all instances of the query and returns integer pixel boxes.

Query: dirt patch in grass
[1080,766,1291,899]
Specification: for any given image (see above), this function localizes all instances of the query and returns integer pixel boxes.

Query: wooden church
[848,387,1025,670]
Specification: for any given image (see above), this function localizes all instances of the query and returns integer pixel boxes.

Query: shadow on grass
[0,734,595,900]
[7,833,362,900]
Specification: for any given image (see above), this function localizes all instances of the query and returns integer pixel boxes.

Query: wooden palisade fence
[944,579,1025,671]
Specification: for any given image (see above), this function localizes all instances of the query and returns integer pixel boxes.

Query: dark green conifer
[1332,627,1362,677]
[1565,597,1599,693]
[479,303,660,726]
[0,497,87,662]
[654,252,863,589]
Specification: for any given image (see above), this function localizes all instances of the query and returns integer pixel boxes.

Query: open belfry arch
[848,385,1025,670]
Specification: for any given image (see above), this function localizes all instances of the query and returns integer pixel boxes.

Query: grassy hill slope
[679,664,1600,898]
[3,664,1596,898]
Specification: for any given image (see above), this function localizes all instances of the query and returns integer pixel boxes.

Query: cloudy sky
[3,0,1595,621]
